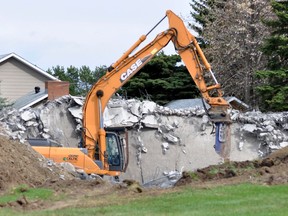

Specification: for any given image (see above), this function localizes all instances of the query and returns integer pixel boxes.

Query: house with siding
[0,53,69,110]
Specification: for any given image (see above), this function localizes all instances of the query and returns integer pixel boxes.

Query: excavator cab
[79,9,233,176]
[106,132,126,171]
[30,10,233,177]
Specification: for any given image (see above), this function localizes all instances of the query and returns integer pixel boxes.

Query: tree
[47,66,80,95]
[189,0,210,36]
[47,65,107,96]
[189,0,227,36]
[66,66,80,95]
[47,66,66,81]
[78,65,107,95]
[120,52,199,105]
[79,66,94,95]
[199,0,272,107]
[256,0,288,111]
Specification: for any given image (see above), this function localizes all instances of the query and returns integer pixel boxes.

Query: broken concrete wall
[121,115,261,183]
[0,96,80,146]
[0,95,287,184]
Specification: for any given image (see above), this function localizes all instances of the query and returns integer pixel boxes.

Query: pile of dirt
[176,146,288,187]
[1,127,288,212]
[0,135,73,192]
[1,127,288,192]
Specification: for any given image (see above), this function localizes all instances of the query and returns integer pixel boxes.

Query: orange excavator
[32,10,231,178]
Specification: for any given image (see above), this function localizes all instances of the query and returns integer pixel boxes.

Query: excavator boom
[82,10,231,175]
[32,10,231,177]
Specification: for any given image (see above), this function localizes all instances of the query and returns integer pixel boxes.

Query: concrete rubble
[0,95,287,185]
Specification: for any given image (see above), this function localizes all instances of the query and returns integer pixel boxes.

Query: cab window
[106,134,120,166]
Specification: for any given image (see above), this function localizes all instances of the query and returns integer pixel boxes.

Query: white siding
[0,58,51,102]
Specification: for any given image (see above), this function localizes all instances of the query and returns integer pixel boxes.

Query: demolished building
[0,95,287,184]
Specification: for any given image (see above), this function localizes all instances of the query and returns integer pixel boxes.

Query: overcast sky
[0,1,192,71]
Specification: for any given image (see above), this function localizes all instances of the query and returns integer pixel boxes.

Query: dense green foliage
[120,52,199,105]
[47,65,106,96]
[47,52,199,105]
[189,0,210,36]
[256,0,288,111]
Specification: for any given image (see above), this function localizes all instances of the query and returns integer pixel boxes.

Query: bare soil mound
[176,146,288,187]
[0,136,72,192]
[1,129,288,212]
[1,130,288,192]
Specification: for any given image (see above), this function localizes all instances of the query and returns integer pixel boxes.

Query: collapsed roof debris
[0,95,287,184]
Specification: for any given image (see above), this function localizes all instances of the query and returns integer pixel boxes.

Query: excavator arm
[82,10,232,176]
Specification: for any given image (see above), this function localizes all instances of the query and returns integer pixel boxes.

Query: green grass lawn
[0,185,53,204]
[1,183,288,216]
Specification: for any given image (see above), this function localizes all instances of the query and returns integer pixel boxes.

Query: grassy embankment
[1,183,288,216]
